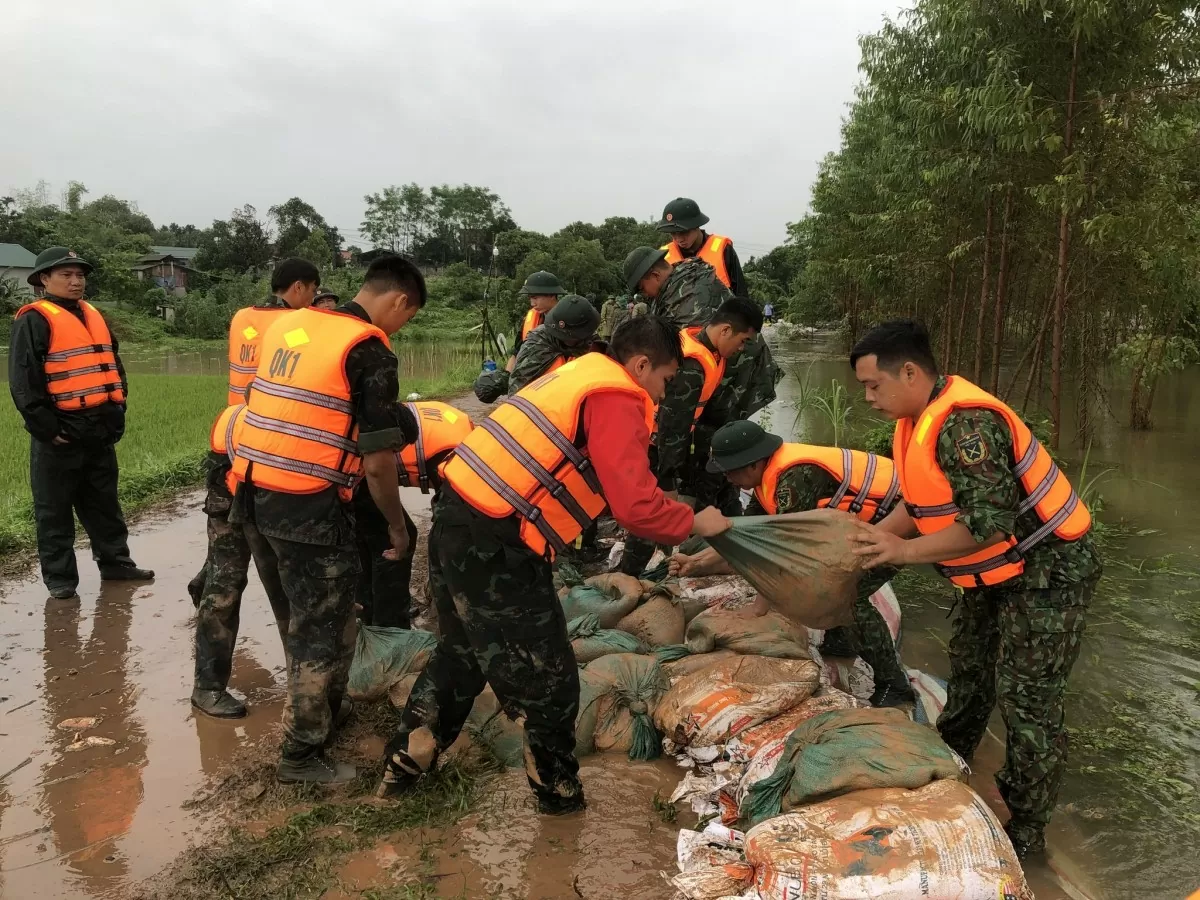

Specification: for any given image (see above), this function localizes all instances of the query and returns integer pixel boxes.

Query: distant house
[0,242,37,295]
[132,246,201,295]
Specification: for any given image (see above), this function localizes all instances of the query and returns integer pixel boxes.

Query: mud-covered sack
[656,608,809,662]
[465,676,611,768]
[707,509,864,630]
[347,626,438,702]
[654,656,820,749]
[583,653,670,759]
[567,614,648,664]
[660,649,740,680]
[740,707,964,826]
[725,689,860,764]
[559,573,643,628]
[745,781,1034,900]
[615,590,685,648]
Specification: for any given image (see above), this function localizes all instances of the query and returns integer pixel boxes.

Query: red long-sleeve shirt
[583,391,695,546]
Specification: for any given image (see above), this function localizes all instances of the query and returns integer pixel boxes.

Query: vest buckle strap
[1013,436,1040,478]
[244,410,358,454]
[879,470,901,518]
[406,402,430,495]
[847,452,878,515]
[505,395,603,495]
[250,378,354,415]
[907,500,960,519]
[454,443,567,554]
[827,448,856,510]
[229,362,258,375]
[235,446,357,488]
[479,418,593,530]
[1016,464,1060,515]
[224,404,242,465]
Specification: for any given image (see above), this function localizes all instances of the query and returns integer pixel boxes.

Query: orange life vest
[662,234,733,288]
[227,305,290,406]
[679,326,727,423]
[893,375,1092,588]
[209,403,248,495]
[442,353,654,558]
[520,308,544,342]
[18,299,126,411]
[230,308,387,502]
[756,443,900,523]
[396,401,475,494]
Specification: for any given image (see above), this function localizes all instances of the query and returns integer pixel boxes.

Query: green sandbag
[740,707,964,827]
[584,653,669,760]
[466,676,611,768]
[568,614,649,664]
[560,575,642,628]
[655,608,810,662]
[708,509,864,629]
[347,626,438,702]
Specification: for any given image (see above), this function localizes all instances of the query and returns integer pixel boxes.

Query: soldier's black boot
[818,626,858,659]
[1004,821,1046,861]
[277,754,356,785]
[100,564,155,581]
[869,677,917,709]
[377,731,438,799]
[191,688,247,719]
[48,585,78,600]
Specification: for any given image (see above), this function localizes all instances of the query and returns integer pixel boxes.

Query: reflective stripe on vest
[893,375,1092,588]
[229,308,388,500]
[520,309,544,342]
[679,327,727,423]
[17,300,125,411]
[754,443,899,523]
[209,403,247,463]
[227,306,290,406]
[441,353,653,558]
[661,234,733,288]
[396,401,475,494]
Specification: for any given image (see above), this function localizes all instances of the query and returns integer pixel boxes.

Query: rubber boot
[191,688,247,719]
[277,754,356,785]
[100,565,156,581]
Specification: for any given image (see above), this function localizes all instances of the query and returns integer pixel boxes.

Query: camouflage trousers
[353,487,417,628]
[823,590,908,691]
[937,576,1097,844]
[390,489,583,811]
[242,521,360,761]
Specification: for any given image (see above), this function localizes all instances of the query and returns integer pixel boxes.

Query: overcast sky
[4,0,909,256]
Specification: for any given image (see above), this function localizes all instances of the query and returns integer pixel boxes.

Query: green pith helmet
[622,246,668,293]
[656,197,710,233]
[547,294,600,343]
[519,270,567,296]
[27,246,93,286]
[705,420,783,474]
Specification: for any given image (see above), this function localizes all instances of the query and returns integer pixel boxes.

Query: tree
[361,183,428,256]
[152,223,206,247]
[427,184,514,269]
[293,227,334,268]
[195,205,273,274]
[269,197,342,260]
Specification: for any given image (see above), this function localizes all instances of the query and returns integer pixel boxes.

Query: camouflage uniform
[508,326,576,394]
[742,466,908,693]
[194,451,288,691]
[599,298,620,339]
[924,377,1102,852]
[385,488,584,812]
[651,258,782,508]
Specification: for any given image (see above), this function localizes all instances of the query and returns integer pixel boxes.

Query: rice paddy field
[0,363,476,558]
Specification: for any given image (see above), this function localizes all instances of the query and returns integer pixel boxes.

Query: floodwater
[0,339,1196,899]
[0,340,478,381]
[763,329,1200,900]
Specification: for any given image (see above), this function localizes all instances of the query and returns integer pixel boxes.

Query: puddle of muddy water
[0,487,434,900]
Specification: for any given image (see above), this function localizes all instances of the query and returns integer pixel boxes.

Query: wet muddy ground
[0,491,1099,900]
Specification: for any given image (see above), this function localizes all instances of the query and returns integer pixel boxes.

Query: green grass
[0,362,477,560]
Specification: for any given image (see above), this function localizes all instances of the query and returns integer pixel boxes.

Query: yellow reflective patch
[283,328,310,348]
[560,359,578,372]
[38,301,60,315]
[443,410,458,424]
[242,325,259,340]
[711,237,724,252]
[915,414,933,445]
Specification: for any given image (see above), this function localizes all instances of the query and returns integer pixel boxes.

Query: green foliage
[195,204,272,274]
[269,197,342,260]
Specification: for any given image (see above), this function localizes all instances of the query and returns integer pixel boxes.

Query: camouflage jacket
[928,376,1102,590]
[508,325,581,394]
[650,258,730,327]
[654,328,735,492]
[650,258,781,419]
[599,299,621,339]
[743,463,896,598]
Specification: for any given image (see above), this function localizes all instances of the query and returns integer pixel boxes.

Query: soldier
[191,403,288,718]
[848,319,1101,859]
[474,294,601,403]
[598,295,620,340]
[671,420,917,708]
[619,297,762,576]
[8,247,154,599]
[377,316,731,812]
[624,246,782,513]
[313,288,339,310]
[188,258,321,606]
[227,254,426,784]
[656,197,746,297]
[506,270,566,372]
[356,401,474,629]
